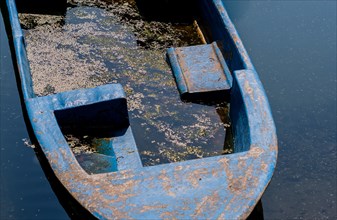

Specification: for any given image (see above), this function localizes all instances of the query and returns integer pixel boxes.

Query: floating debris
[22,138,35,149]
[18,13,64,29]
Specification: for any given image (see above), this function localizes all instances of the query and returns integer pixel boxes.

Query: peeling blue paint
[167,42,232,101]
[6,0,277,219]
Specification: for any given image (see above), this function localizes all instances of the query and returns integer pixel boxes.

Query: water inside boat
[18,0,234,171]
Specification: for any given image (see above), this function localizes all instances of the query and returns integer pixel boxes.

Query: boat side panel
[230,69,278,217]
[6,0,35,99]
[199,0,254,71]
[230,74,251,153]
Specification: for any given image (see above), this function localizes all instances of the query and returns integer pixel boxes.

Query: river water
[1,0,336,219]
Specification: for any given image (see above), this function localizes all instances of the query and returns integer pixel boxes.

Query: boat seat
[26,84,142,174]
[167,42,233,102]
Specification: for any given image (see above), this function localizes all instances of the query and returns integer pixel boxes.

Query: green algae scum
[19,0,233,167]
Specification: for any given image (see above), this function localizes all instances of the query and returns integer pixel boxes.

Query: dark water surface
[1,0,336,219]
[223,0,336,219]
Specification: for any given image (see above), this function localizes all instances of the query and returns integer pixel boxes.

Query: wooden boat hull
[6,0,277,218]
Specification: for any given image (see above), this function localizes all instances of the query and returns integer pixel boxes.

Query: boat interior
[13,0,252,175]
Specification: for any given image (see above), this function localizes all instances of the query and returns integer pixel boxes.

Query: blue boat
[6,0,277,218]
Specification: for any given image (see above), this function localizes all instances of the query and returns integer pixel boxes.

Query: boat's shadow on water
[1,1,264,219]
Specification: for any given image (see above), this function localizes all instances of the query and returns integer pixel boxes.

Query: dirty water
[19,0,233,166]
[65,134,99,154]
